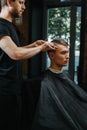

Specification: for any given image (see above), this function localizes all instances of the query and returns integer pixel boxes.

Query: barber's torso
[0,18,22,80]
[0,18,23,95]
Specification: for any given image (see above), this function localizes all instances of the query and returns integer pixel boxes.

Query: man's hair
[47,37,69,54]
[0,0,16,8]
[51,38,68,46]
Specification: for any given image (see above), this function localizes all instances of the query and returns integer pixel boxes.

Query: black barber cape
[32,69,87,130]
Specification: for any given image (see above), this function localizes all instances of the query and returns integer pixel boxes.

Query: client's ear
[7,0,13,7]
[49,52,54,60]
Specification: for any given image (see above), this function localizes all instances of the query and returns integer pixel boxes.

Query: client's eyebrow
[61,50,69,54]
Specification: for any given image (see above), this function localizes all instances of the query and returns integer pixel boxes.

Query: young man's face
[49,44,69,69]
[9,0,26,17]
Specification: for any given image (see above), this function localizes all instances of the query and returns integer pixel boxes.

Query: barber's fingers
[34,40,45,46]
[41,42,56,52]
[45,41,56,49]
[33,40,57,51]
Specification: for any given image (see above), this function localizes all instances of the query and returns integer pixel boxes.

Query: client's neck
[49,66,63,74]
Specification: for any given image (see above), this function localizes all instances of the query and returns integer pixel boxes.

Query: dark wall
[78,0,87,90]
[28,0,45,78]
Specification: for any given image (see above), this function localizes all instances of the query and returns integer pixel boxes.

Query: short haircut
[0,0,16,8]
[51,38,68,46]
[47,38,69,54]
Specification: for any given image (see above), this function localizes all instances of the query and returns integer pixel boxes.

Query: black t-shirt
[0,18,23,95]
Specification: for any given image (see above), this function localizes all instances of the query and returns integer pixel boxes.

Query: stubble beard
[11,9,22,19]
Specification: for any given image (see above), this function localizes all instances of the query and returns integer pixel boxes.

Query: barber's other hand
[32,40,56,52]
[33,40,45,47]
[41,41,56,52]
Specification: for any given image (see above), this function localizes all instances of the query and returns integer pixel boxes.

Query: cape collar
[48,67,63,74]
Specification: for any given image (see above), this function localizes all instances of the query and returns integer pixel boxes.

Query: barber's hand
[41,41,56,52]
[32,40,56,51]
[32,40,45,47]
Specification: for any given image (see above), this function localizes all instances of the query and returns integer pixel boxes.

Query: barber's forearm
[23,43,36,48]
[12,45,43,60]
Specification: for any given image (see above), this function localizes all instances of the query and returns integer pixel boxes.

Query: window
[46,6,81,83]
